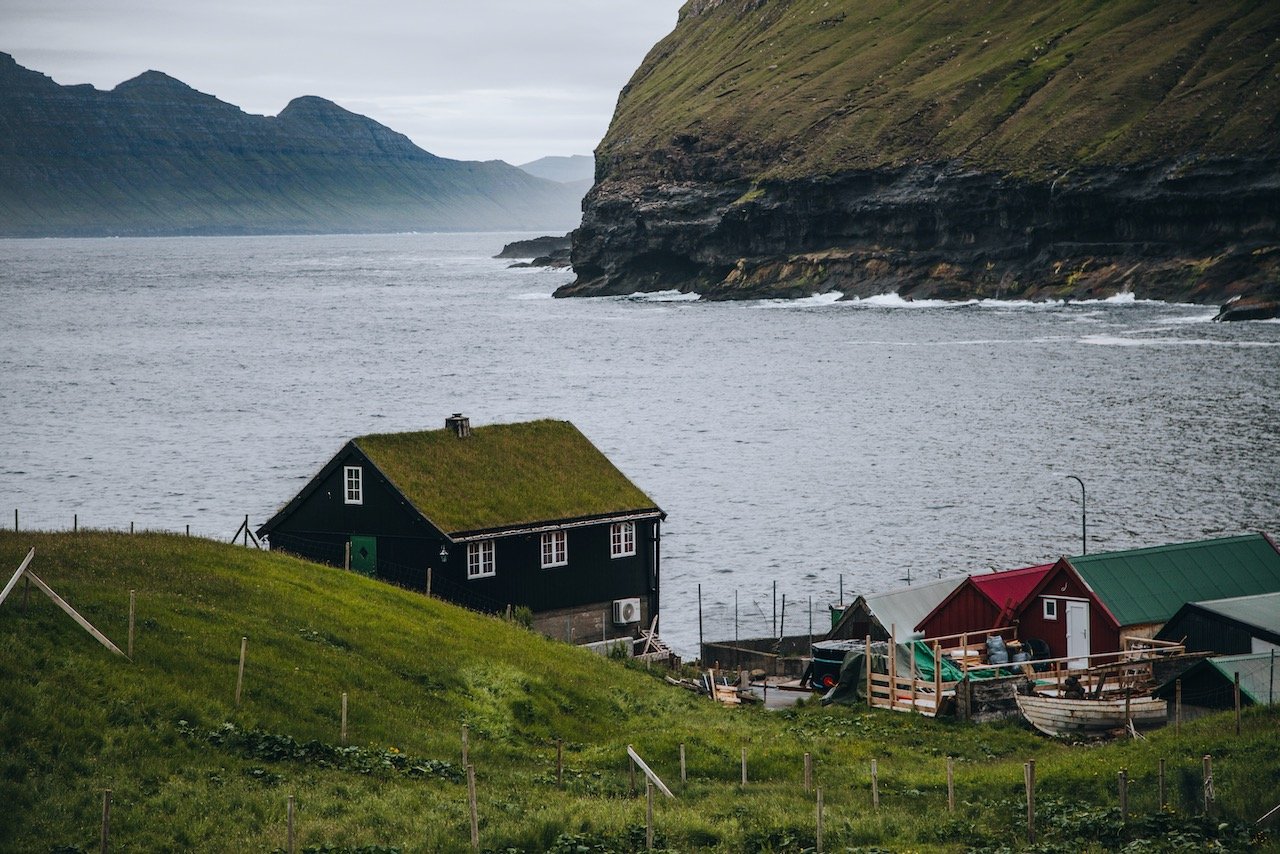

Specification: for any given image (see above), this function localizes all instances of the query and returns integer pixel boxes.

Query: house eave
[446,509,665,543]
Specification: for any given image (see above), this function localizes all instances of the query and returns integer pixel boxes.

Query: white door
[1066,600,1090,669]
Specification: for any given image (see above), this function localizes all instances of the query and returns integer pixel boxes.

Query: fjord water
[3,232,1278,655]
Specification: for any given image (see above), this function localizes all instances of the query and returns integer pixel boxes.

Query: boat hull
[1016,693,1167,737]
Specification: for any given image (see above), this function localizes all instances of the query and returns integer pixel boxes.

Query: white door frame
[1065,600,1090,669]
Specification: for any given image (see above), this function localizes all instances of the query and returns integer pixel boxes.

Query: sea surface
[2,232,1278,655]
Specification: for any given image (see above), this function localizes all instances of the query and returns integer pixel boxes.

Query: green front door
[350,536,377,576]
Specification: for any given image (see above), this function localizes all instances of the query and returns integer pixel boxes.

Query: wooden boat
[1016,693,1167,737]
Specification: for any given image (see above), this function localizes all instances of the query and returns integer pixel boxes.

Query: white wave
[1082,333,1280,348]
[850,292,978,309]
[756,291,845,308]
[1156,310,1219,325]
[511,291,554,300]
[628,290,701,302]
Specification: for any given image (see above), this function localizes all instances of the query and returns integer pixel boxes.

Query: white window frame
[467,540,495,579]
[343,466,363,505]
[610,521,637,558]
[1042,598,1058,621]
[541,530,568,568]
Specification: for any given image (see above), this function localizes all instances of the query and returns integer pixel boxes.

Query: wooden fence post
[680,742,686,786]
[1175,679,1182,735]
[1119,768,1128,825]
[741,746,747,786]
[947,757,955,813]
[804,751,812,795]
[426,566,432,597]
[816,787,824,853]
[1234,672,1241,736]
[1158,758,1167,810]
[235,636,247,707]
[461,725,469,769]
[287,794,296,854]
[870,759,879,810]
[127,590,135,660]
[1025,760,1036,844]
[646,779,654,851]
[467,764,479,852]
[100,789,111,854]
[340,692,348,744]
[865,634,873,708]
[344,542,351,572]
[1203,755,1214,814]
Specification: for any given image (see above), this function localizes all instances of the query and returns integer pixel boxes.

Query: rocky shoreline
[559,157,1280,311]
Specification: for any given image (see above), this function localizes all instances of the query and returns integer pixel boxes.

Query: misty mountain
[0,53,584,237]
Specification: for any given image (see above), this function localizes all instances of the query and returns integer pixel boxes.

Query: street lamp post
[1066,475,1087,555]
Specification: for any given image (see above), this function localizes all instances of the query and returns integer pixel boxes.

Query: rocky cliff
[562,0,1280,302]
[0,54,582,236]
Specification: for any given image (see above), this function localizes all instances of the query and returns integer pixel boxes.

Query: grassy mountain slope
[602,0,1280,182]
[1,531,1276,852]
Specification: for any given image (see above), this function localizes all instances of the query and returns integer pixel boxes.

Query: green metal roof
[1206,653,1280,705]
[1193,591,1280,637]
[1069,534,1280,628]
[354,420,661,535]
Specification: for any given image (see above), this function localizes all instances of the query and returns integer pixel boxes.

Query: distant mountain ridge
[0,53,583,236]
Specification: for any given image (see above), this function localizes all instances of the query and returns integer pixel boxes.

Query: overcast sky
[2,0,686,165]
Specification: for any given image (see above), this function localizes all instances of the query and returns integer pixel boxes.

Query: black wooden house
[257,416,665,642]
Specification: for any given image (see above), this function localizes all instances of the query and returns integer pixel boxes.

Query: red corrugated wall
[917,584,1001,639]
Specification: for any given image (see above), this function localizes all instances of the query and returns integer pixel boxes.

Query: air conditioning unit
[612,597,641,625]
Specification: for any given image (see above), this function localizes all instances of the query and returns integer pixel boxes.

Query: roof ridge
[1072,532,1263,562]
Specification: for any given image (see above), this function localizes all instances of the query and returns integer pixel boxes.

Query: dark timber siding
[261,443,660,625]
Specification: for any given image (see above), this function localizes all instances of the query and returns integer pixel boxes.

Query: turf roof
[1069,534,1280,628]
[354,420,660,535]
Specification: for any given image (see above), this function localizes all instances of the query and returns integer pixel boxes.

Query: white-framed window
[1043,598,1058,621]
[541,530,567,568]
[610,521,636,558]
[467,541,495,579]
[344,466,363,505]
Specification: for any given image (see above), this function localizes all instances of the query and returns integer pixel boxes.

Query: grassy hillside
[601,0,1280,181]
[1,531,1276,852]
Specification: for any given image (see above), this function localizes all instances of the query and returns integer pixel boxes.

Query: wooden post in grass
[888,630,897,710]
[1159,758,1167,809]
[804,752,812,795]
[679,743,686,785]
[344,542,351,573]
[865,634,873,709]
[870,759,879,810]
[646,779,654,851]
[426,567,432,597]
[235,636,247,707]
[12,508,16,532]
[556,738,563,787]
[127,590,135,660]
[461,725,469,769]
[100,789,111,854]
[741,747,748,786]
[1024,760,1036,844]
[933,642,942,708]
[630,754,637,794]
[947,757,955,812]
[130,521,134,535]
[1234,672,1241,736]
[1203,755,1214,814]
[1175,679,1182,735]
[816,787,824,853]
[286,795,296,854]
[467,764,479,851]
[74,513,77,532]
[340,693,348,744]
[1119,768,1128,824]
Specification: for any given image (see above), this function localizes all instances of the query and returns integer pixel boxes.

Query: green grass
[599,0,1280,182]
[1,530,1276,852]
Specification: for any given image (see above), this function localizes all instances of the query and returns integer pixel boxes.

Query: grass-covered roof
[354,420,660,535]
